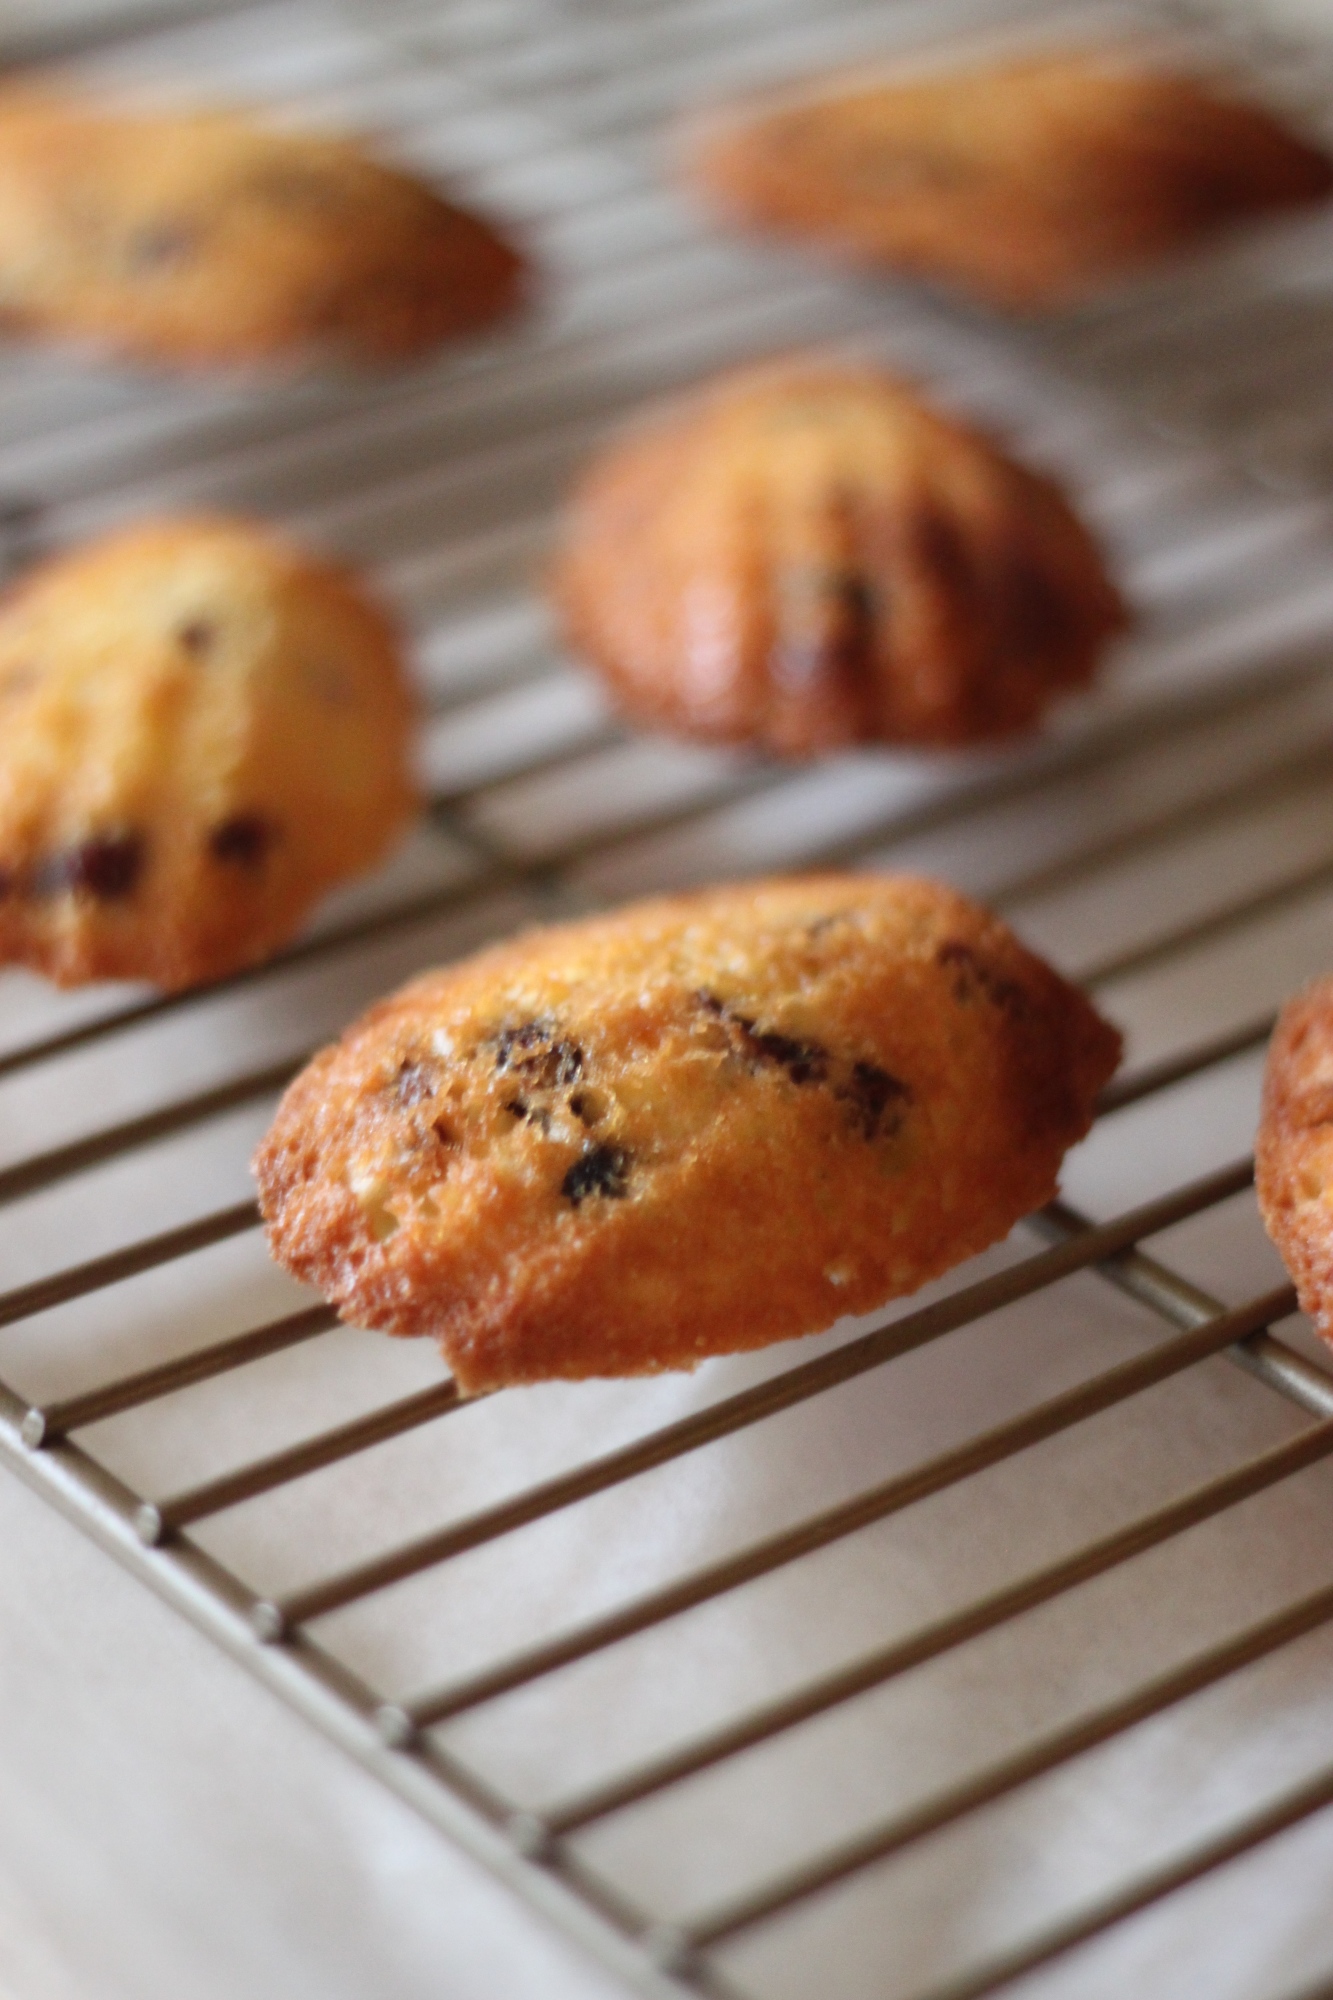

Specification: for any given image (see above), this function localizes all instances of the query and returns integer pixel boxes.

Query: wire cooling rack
[7,0,1333,1996]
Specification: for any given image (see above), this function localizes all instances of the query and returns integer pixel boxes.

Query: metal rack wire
[6,0,1333,1995]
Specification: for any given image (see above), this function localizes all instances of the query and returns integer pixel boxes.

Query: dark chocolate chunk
[562,1143,631,1206]
[746,1024,829,1084]
[495,1022,546,1065]
[493,1020,585,1089]
[177,619,216,657]
[837,1060,912,1140]
[568,1091,601,1127]
[937,939,1031,1020]
[209,814,276,868]
[699,992,907,1136]
[696,991,828,1084]
[48,832,146,900]
[72,833,145,898]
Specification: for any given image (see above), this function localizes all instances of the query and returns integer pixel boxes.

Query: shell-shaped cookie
[682,51,1333,311]
[552,361,1127,755]
[1257,977,1333,1344]
[0,92,524,368]
[0,516,417,990]
[254,874,1122,1393]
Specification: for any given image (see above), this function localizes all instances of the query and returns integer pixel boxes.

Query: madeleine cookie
[254,874,1121,1393]
[683,51,1333,310]
[552,361,1126,755]
[0,516,417,990]
[0,93,523,368]
[1256,977,1333,1345]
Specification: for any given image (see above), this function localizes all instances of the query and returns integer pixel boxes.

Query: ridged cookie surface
[1257,977,1333,1345]
[254,874,1122,1392]
[553,361,1126,754]
[683,51,1333,310]
[0,516,417,990]
[0,92,523,367]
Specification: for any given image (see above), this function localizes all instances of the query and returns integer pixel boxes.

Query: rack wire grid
[6,0,1333,1995]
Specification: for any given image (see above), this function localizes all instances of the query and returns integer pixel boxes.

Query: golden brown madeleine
[0,92,524,368]
[552,360,1127,755]
[682,50,1333,310]
[254,874,1122,1393]
[1257,976,1333,1344]
[0,515,417,990]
